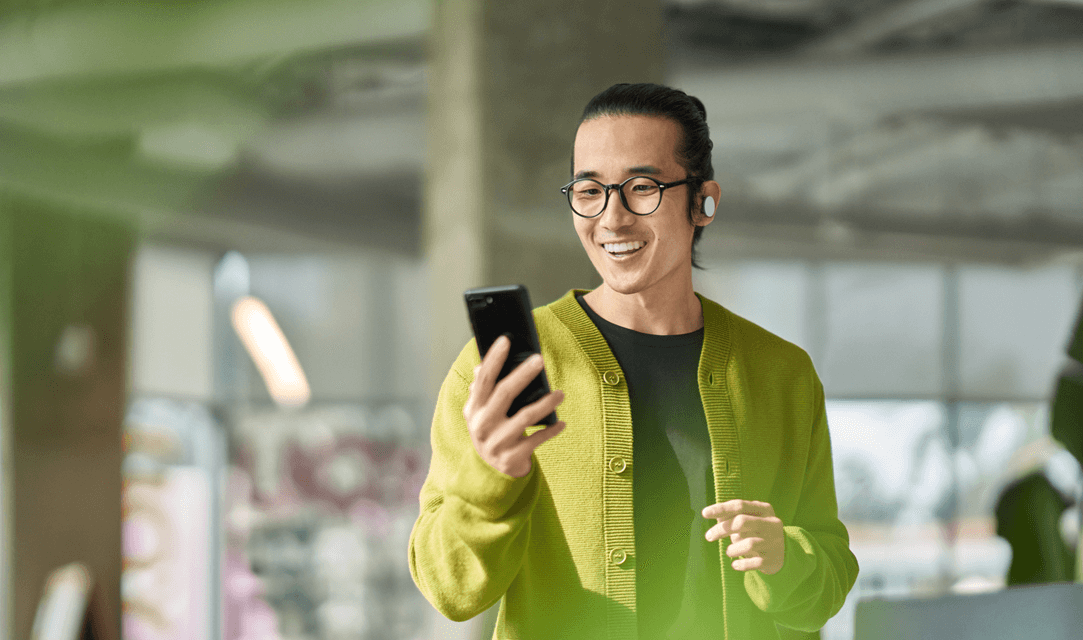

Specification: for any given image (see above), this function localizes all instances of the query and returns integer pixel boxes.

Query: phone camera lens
[485,296,493,304]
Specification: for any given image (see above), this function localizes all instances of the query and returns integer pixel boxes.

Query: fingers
[483,389,564,453]
[725,535,764,558]
[463,337,567,477]
[472,335,512,399]
[518,420,566,454]
[484,421,567,479]
[701,501,786,574]
[705,514,781,542]
[488,352,546,413]
[730,556,766,572]
[464,337,512,419]
[705,515,752,542]
[701,499,777,543]
[511,389,564,428]
[701,499,775,521]
[723,534,784,575]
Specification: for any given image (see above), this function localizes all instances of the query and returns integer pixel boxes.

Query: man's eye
[578,188,602,197]
[626,178,659,194]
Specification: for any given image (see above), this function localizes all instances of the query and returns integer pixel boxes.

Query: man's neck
[582,282,702,335]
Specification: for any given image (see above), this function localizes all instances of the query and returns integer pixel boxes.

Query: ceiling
[3,0,1083,263]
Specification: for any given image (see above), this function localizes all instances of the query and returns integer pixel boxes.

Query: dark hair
[576,83,714,269]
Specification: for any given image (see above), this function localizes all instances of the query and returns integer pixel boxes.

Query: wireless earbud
[703,196,716,218]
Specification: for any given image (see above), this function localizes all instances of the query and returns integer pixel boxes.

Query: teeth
[603,241,645,254]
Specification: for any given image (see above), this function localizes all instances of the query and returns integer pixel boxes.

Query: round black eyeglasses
[559,175,699,218]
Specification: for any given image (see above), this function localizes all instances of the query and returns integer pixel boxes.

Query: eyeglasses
[559,175,699,218]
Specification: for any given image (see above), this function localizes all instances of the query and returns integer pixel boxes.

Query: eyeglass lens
[568,178,663,217]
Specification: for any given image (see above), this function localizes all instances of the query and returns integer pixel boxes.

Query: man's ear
[696,180,722,226]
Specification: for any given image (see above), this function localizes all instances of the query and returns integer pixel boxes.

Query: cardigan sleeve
[408,342,541,622]
[743,368,860,632]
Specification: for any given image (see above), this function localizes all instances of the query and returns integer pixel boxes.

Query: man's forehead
[572,115,682,176]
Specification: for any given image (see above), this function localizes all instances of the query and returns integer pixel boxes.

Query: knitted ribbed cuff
[446,444,536,520]
[744,525,817,612]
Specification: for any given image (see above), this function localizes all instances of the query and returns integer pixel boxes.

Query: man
[409,83,859,639]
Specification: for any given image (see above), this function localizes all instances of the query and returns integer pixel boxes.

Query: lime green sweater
[409,291,859,639]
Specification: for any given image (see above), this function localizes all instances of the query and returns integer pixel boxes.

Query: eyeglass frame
[559,175,702,218]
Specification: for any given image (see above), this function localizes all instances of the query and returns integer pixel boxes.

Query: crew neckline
[576,294,703,347]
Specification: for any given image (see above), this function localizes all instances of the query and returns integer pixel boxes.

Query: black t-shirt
[577,296,727,639]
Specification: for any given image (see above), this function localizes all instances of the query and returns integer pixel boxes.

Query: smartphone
[464,285,557,426]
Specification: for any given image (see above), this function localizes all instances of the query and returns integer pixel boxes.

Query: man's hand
[703,500,785,575]
[462,335,566,478]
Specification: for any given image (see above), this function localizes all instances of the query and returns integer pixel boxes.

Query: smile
[602,241,646,257]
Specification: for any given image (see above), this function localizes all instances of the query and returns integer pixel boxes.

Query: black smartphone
[464,284,557,426]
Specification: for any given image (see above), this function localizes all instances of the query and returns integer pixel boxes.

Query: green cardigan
[409,291,859,639]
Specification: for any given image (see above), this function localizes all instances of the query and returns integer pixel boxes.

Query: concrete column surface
[0,196,132,640]
[422,0,664,637]
[425,0,665,396]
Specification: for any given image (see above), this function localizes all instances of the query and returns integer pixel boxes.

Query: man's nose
[599,190,634,228]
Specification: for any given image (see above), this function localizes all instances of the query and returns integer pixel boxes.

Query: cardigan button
[602,370,620,386]
[609,548,628,565]
[608,456,628,474]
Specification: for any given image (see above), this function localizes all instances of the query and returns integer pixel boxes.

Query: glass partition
[696,260,1083,640]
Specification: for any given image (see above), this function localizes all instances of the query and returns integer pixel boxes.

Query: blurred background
[2,0,1083,639]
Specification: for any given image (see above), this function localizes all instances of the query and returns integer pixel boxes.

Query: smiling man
[409,83,859,640]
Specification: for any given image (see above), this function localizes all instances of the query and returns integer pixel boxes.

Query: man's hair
[576,83,714,269]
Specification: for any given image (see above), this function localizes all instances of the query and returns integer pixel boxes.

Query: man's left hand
[702,500,785,575]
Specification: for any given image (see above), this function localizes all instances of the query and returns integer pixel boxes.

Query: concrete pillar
[425,0,666,394]
[0,195,132,640]
[422,2,665,636]
[0,197,11,640]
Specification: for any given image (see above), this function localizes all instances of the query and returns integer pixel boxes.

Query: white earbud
[703,196,716,218]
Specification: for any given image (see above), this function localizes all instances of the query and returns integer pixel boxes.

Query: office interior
[2,0,1083,639]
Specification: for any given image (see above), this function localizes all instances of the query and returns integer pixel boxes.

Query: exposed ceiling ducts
[2,0,1083,262]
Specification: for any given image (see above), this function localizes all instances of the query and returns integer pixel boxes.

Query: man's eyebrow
[573,166,662,181]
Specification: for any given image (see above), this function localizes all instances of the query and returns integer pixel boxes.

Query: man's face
[571,115,704,298]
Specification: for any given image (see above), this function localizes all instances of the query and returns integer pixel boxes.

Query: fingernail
[529,353,543,365]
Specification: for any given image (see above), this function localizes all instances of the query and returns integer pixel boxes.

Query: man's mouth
[602,241,646,257]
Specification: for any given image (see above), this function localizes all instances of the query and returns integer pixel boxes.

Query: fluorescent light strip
[230,296,311,408]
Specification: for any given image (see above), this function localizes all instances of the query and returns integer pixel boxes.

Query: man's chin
[597,278,646,297]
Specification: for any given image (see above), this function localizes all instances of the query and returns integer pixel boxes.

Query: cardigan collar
[547,289,732,375]
[548,289,728,336]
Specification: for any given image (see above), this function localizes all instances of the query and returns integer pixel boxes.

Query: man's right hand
[462,335,566,478]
